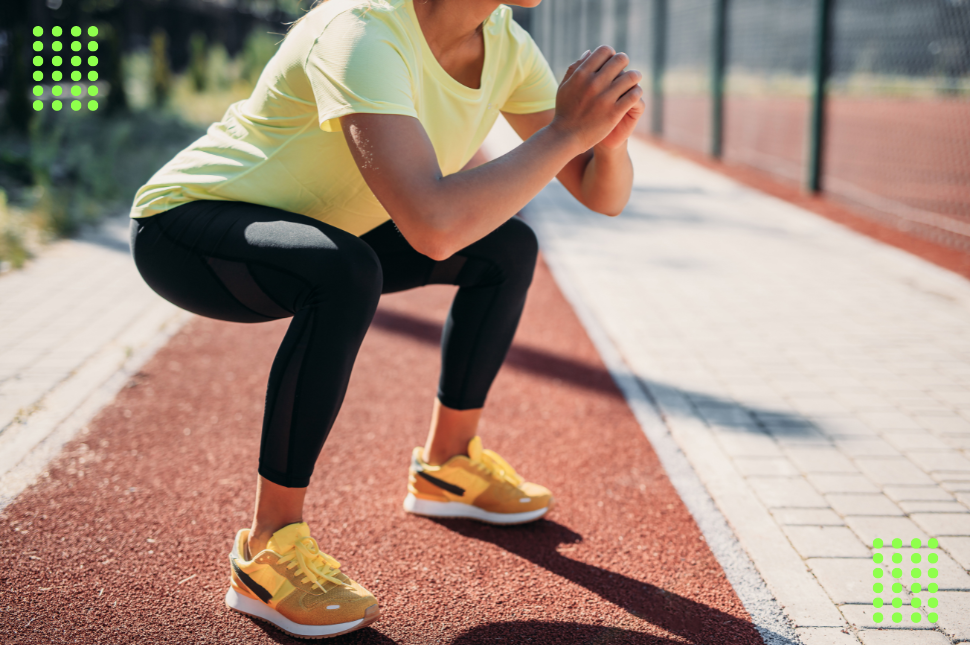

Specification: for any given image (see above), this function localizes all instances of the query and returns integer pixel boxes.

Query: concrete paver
[857,630,951,644]
[808,558,888,604]
[783,525,871,558]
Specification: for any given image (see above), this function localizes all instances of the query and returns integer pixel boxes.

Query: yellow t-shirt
[129,0,558,236]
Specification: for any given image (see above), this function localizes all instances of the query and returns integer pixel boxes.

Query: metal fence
[530,0,970,251]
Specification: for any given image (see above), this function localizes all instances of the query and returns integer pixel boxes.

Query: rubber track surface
[0,257,763,645]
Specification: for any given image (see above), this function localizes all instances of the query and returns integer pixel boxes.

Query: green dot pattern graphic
[871,537,941,624]
[31,26,101,111]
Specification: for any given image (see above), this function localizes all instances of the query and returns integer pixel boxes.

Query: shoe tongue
[467,436,484,461]
[267,522,311,555]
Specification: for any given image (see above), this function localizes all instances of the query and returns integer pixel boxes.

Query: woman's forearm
[416,124,583,258]
[579,142,634,216]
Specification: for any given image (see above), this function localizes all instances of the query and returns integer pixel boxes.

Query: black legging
[130,200,538,488]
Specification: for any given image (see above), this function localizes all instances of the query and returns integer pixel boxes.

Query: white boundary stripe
[523,202,802,645]
[0,307,190,511]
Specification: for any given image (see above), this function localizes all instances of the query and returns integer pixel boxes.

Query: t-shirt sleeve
[305,10,418,132]
[501,29,558,114]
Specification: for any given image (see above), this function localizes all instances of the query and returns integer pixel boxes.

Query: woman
[129,0,643,638]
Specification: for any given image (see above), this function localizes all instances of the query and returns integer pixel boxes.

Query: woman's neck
[412,0,498,55]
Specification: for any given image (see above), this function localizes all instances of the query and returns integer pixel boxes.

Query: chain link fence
[530,0,970,252]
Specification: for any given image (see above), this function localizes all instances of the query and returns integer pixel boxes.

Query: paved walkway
[487,121,970,644]
[0,216,187,507]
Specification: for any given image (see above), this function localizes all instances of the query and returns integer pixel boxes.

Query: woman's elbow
[394,216,455,261]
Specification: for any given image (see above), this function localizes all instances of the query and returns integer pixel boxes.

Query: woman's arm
[341,46,642,261]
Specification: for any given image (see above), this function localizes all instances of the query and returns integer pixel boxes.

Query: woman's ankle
[246,529,274,559]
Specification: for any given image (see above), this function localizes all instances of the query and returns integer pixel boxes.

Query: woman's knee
[315,233,383,312]
[485,217,539,283]
[499,217,539,267]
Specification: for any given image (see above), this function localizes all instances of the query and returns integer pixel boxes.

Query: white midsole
[225,587,363,637]
[403,492,549,524]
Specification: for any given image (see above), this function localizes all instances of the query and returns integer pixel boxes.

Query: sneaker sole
[403,492,553,525]
[225,587,380,639]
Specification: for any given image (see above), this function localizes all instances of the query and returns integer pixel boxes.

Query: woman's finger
[607,69,643,101]
[574,45,616,79]
[561,49,592,85]
[591,52,631,89]
[616,84,645,113]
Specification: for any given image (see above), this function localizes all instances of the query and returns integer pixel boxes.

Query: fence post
[807,0,832,193]
[710,0,727,158]
[651,0,666,136]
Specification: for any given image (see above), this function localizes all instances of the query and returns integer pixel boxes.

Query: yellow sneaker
[403,436,554,524]
[225,522,379,639]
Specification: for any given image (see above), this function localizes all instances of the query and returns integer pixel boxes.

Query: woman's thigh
[131,200,382,322]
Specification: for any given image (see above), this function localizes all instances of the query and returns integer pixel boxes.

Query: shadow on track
[371,308,623,399]
[372,307,820,439]
[426,517,782,645]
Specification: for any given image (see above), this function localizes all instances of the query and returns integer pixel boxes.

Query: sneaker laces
[277,536,345,593]
[476,448,524,488]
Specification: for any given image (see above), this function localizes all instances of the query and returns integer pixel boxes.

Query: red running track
[0,257,763,645]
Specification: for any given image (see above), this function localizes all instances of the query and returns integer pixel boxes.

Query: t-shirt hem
[500,99,557,115]
[319,105,419,132]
